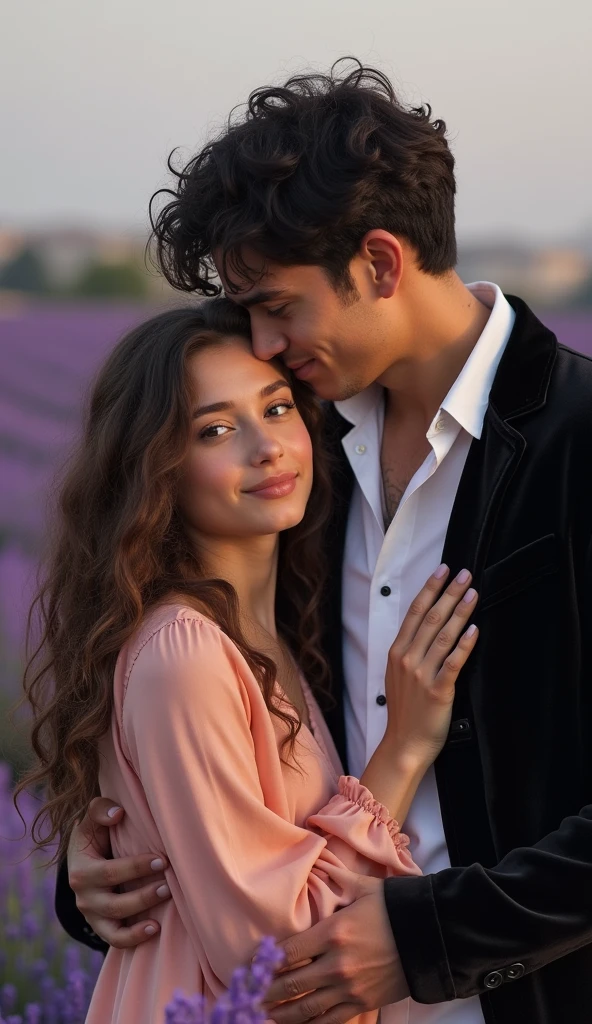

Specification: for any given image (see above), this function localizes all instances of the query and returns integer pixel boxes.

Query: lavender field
[0,303,157,729]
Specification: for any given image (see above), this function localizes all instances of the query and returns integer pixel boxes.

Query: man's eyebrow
[230,288,286,309]
[192,379,291,419]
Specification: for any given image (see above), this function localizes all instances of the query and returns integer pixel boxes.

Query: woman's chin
[248,502,307,536]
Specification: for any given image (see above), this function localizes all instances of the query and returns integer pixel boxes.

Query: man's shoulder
[550,343,592,418]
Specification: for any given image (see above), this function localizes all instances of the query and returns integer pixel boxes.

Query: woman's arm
[120,614,417,988]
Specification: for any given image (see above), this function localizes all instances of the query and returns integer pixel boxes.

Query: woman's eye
[266,305,288,319]
[266,400,295,417]
[200,423,230,439]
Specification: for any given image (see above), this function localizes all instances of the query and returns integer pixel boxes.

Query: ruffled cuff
[339,776,412,847]
[306,776,421,878]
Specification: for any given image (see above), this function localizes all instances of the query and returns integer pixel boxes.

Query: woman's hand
[384,564,478,770]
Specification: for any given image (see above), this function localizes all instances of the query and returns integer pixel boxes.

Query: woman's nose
[250,430,283,465]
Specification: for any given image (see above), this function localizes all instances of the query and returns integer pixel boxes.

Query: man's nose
[251,327,288,362]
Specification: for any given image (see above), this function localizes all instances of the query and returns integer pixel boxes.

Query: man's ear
[358,230,403,299]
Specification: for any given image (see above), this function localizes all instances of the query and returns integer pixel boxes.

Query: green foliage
[0,248,49,293]
[70,260,149,299]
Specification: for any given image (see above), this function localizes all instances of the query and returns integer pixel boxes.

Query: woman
[19,300,478,1023]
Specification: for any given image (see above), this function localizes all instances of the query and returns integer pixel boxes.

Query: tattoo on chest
[382,467,408,527]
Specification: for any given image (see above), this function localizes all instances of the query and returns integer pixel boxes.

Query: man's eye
[266,305,288,318]
[266,400,295,417]
[200,424,230,439]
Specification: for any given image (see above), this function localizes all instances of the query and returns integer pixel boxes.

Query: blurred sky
[1,0,591,242]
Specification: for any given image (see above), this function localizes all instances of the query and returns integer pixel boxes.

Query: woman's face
[177,336,314,542]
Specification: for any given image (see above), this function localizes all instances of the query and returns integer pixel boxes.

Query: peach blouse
[86,604,420,1024]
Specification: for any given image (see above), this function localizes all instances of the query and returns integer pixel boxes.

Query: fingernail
[106,806,122,818]
[456,568,470,585]
[156,884,170,898]
[144,925,158,935]
[434,563,448,579]
[151,858,165,871]
[463,587,477,603]
[466,624,477,638]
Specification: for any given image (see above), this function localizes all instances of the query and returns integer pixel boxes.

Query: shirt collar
[440,282,515,439]
[335,282,515,441]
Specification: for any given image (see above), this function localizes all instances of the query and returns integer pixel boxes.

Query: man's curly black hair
[149,58,457,296]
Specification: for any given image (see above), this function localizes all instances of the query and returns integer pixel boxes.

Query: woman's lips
[244,472,298,500]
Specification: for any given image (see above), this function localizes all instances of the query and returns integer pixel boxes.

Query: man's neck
[379,273,491,430]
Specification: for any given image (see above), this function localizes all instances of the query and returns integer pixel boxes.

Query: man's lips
[287,358,316,381]
[244,472,298,499]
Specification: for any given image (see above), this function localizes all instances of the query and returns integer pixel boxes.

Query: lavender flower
[164,939,284,1024]
[165,991,207,1024]
[1,986,17,1016]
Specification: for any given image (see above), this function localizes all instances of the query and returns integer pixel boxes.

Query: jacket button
[376,694,387,706]
[506,963,525,980]
[483,971,504,989]
[380,585,391,596]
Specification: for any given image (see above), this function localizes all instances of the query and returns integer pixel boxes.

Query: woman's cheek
[293,423,314,485]
[180,455,235,529]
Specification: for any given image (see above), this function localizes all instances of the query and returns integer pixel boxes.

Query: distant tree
[569,274,592,308]
[72,260,149,299]
[0,247,48,293]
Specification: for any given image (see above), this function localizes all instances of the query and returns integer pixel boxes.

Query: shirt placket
[363,425,456,767]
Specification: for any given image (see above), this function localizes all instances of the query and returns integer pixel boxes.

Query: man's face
[217,256,400,402]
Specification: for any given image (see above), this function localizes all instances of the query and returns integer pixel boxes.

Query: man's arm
[385,804,592,1003]
[55,797,172,950]
[265,807,592,1024]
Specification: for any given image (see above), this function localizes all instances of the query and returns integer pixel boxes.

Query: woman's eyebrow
[192,379,291,419]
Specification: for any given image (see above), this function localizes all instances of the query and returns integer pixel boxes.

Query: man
[57,61,592,1023]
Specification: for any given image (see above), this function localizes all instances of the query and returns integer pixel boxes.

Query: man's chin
[315,379,369,404]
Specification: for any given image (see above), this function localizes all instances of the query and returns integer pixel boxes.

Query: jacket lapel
[442,296,557,592]
[436,297,557,865]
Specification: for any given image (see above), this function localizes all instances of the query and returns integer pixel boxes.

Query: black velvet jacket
[56,298,592,1023]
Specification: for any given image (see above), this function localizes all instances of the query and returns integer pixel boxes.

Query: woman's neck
[191,532,279,642]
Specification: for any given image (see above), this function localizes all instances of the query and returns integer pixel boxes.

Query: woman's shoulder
[118,599,235,688]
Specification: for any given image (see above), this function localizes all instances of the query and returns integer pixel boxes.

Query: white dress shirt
[337,283,515,1024]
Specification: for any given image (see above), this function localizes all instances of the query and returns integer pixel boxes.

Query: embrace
[21,61,592,1024]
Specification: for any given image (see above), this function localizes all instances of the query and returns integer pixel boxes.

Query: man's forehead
[214,248,275,299]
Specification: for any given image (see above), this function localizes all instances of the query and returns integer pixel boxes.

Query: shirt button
[434,418,446,432]
[376,694,387,706]
[483,971,504,990]
[355,444,366,454]
[380,585,391,596]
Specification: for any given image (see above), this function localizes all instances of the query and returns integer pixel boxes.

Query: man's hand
[68,797,172,948]
[265,880,410,1024]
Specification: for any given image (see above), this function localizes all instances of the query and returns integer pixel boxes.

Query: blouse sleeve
[122,615,419,988]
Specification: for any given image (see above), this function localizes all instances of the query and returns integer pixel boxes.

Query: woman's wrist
[379,733,434,781]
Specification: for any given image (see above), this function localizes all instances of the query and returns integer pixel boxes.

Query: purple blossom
[21,911,41,942]
[61,970,88,1024]
[1,986,17,1016]
[164,939,284,1024]
[165,990,207,1024]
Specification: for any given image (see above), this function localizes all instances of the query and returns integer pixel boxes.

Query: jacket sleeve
[384,808,592,1002]
[121,615,419,989]
[54,858,108,955]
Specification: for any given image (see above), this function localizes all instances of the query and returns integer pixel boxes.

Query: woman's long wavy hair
[15,299,332,864]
